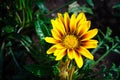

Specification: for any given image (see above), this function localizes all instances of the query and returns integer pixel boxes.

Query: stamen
[63,35,79,49]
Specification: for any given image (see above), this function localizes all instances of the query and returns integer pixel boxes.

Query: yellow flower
[45,12,98,68]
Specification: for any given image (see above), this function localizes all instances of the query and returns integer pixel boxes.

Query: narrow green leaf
[81,5,94,14]
[25,0,32,23]
[112,49,120,54]
[86,0,94,7]
[112,2,120,8]
[104,44,110,50]
[34,20,45,46]
[28,9,32,22]
[106,27,112,38]
[9,47,21,70]
[23,35,32,43]
[68,1,81,14]
[19,0,23,10]
[35,0,48,14]
[83,59,95,69]
[0,42,5,80]
[52,66,59,75]
[2,26,14,34]
[6,41,12,47]
[39,20,51,37]
[20,36,32,53]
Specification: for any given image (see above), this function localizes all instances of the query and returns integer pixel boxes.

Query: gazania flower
[45,12,98,68]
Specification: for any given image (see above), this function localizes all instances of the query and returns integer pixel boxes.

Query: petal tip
[95,28,98,33]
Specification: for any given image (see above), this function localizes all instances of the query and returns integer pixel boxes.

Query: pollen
[63,35,79,49]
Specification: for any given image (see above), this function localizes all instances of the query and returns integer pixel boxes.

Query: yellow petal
[81,28,98,41]
[70,13,76,33]
[81,40,98,49]
[55,49,66,60]
[54,49,60,56]
[51,29,62,40]
[74,53,83,68]
[67,49,75,60]
[51,19,66,35]
[51,20,57,29]
[77,46,94,60]
[56,43,65,49]
[58,13,64,23]
[57,18,66,34]
[44,37,59,44]
[47,45,56,54]
[64,12,70,31]
[77,21,91,37]
[76,12,86,25]
[54,44,65,56]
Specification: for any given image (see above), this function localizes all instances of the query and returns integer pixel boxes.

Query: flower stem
[69,66,75,80]
[91,43,119,68]
[46,0,75,16]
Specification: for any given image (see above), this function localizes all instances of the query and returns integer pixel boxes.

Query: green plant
[0,0,120,80]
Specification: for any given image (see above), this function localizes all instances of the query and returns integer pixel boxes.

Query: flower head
[45,12,98,68]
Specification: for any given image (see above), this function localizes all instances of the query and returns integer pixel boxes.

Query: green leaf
[25,0,32,23]
[115,36,120,42]
[104,44,110,50]
[52,66,59,75]
[69,6,81,14]
[110,64,120,79]
[68,1,93,15]
[39,20,51,37]
[112,2,120,8]
[34,20,45,46]
[26,8,32,23]
[68,1,81,14]
[83,59,95,69]
[22,35,32,44]
[2,26,14,35]
[0,42,5,80]
[6,41,12,47]
[35,0,48,14]
[7,33,47,62]
[80,5,94,14]
[112,49,120,54]
[7,33,33,54]
[24,64,53,77]
[106,27,112,38]
[9,47,22,70]
[86,0,94,7]
[20,36,32,52]
[19,0,24,10]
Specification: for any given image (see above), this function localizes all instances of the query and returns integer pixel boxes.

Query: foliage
[0,0,120,80]
[68,1,93,14]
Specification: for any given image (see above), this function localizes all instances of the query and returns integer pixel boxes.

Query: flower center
[63,35,78,49]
